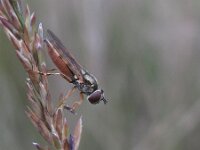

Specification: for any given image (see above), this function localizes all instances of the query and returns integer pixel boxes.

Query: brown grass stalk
[0,0,82,150]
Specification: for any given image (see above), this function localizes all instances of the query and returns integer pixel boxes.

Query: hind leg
[37,71,73,83]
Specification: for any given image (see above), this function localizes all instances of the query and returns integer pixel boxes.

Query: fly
[44,29,107,112]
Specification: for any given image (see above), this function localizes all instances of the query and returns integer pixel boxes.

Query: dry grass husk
[0,0,82,149]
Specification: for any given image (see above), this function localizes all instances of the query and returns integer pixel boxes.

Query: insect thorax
[73,69,98,95]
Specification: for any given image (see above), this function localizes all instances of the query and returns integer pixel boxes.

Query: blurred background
[1,0,200,150]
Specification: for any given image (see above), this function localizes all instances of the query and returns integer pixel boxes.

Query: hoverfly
[45,29,107,112]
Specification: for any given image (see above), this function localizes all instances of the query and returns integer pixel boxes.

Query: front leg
[64,92,84,114]
[57,86,76,108]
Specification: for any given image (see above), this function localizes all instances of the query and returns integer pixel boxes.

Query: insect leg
[72,92,84,111]
[57,86,76,108]
[37,71,73,83]
[64,92,84,114]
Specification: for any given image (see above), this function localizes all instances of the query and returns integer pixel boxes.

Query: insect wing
[46,29,84,83]
[45,39,74,82]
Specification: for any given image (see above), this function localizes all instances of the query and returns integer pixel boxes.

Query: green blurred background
[1,0,200,149]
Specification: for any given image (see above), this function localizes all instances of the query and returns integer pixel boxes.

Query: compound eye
[88,90,102,104]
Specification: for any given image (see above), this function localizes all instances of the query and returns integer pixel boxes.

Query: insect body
[45,30,107,110]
